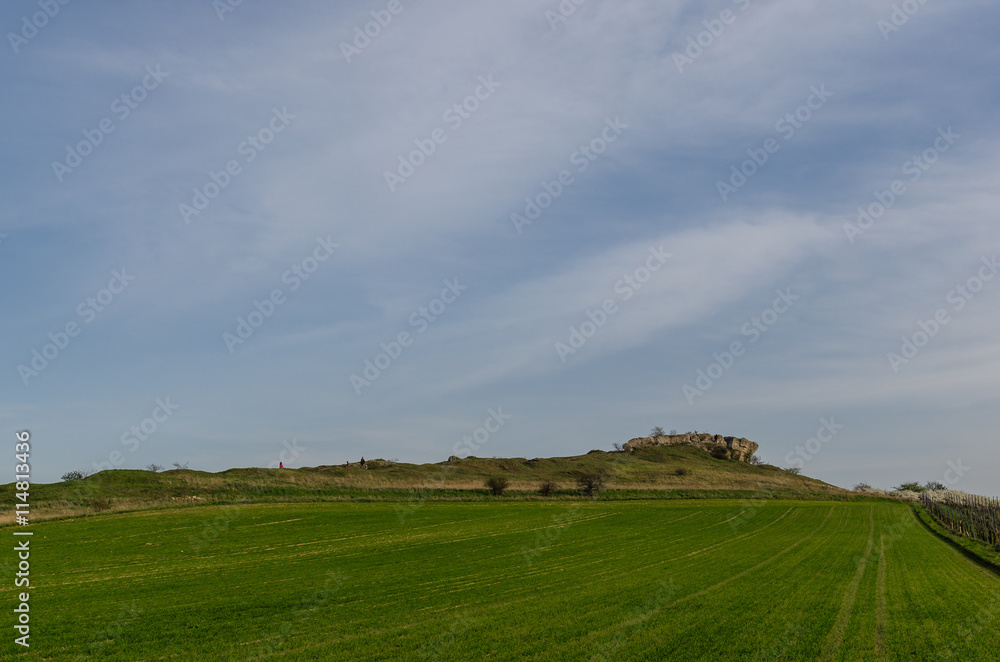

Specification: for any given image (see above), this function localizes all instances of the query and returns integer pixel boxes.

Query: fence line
[921,492,1000,547]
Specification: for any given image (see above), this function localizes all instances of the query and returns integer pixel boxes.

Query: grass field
[4,500,999,660]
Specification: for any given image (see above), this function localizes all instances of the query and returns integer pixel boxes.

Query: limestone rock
[622,433,759,462]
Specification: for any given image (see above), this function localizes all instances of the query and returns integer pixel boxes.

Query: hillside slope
[3,445,853,523]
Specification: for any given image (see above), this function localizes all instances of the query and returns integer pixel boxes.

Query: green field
[5,500,999,660]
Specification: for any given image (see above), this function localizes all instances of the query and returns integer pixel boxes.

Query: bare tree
[650,426,666,437]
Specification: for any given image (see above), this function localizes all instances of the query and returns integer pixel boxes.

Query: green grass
[3,500,999,660]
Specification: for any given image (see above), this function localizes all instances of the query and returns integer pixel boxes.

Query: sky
[2,0,998,494]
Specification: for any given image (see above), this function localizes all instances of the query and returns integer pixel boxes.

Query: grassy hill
[5,444,857,523]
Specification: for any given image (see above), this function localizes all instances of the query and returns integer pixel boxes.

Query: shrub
[709,445,731,460]
[749,455,764,466]
[674,467,690,477]
[173,462,190,470]
[894,481,924,493]
[486,475,509,496]
[587,449,604,454]
[538,481,556,496]
[146,464,164,472]
[61,470,89,481]
[650,426,666,436]
[784,467,802,475]
[853,482,873,491]
[923,481,946,491]
[577,472,603,496]
[612,442,624,452]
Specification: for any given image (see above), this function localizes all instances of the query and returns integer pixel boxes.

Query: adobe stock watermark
[451,407,511,458]
[341,0,414,63]
[91,397,181,473]
[783,417,844,471]
[52,65,169,183]
[268,439,305,469]
[213,0,246,21]
[18,269,135,385]
[72,602,142,661]
[7,0,72,54]
[673,0,754,73]
[350,278,468,395]
[417,613,474,662]
[511,117,628,234]
[887,256,997,373]
[544,0,588,31]
[716,84,833,201]
[179,107,295,224]
[877,0,931,41]
[384,74,502,193]
[844,127,959,244]
[521,504,584,567]
[682,288,799,405]
[555,246,671,362]
[223,235,340,353]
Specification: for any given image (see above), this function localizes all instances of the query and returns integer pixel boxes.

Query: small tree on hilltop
[894,481,924,493]
[853,482,873,492]
[61,470,89,481]
[146,464,164,472]
[650,426,666,437]
[923,481,946,491]
[784,467,802,475]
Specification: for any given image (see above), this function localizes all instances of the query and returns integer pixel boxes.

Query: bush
[853,482,873,491]
[709,445,731,460]
[673,467,690,477]
[146,464,164,472]
[173,462,190,470]
[577,472,603,496]
[784,467,802,475]
[923,481,946,491]
[587,449,604,454]
[486,475,509,496]
[894,481,924,493]
[61,470,89,481]
[538,481,556,496]
[749,454,764,466]
[650,426,666,436]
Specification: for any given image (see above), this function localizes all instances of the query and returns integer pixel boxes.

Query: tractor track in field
[820,505,875,661]
[674,506,835,607]
[875,535,887,658]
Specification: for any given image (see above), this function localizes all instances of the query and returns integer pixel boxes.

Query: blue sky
[2,0,999,494]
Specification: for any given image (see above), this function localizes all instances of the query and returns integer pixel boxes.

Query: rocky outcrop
[623,433,759,462]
